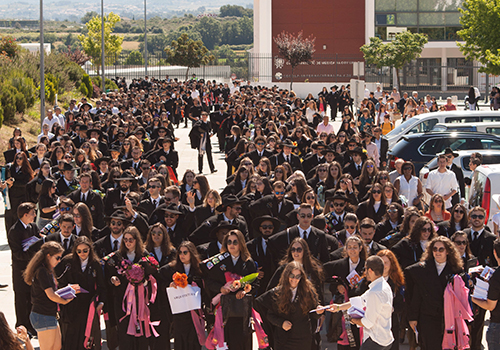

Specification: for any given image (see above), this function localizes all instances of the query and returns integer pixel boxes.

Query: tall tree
[274,31,316,90]
[458,0,500,75]
[361,31,427,90]
[195,16,221,50]
[78,12,123,75]
[164,33,214,81]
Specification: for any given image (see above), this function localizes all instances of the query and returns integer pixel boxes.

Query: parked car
[468,164,500,232]
[431,122,500,135]
[419,150,500,204]
[387,132,500,173]
[386,111,500,149]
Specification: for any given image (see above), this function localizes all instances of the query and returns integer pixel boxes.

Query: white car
[468,164,500,231]
[419,150,500,204]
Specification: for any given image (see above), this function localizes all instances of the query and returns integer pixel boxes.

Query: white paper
[346,270,361,288]
[166,285,201,314]
[481,266,495,281]
[472,279,490,301]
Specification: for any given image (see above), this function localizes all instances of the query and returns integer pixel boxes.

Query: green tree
[458,0,500,75]
[125,50,145,65]
[164,33,214,80]
[81,11,99,24]
[274,31,316,90]
[238,16,253,44]
[195,16,221,50]
[219,5,253,17]
[78,12,123,75]
[361,31,427,90]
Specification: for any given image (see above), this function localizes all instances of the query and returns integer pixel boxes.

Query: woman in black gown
[58,237,106,350]
[204,229,257,350]
[256,261,323,350]
[159,241,204,350]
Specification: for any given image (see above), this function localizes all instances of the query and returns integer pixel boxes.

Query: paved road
[0,116,488,349]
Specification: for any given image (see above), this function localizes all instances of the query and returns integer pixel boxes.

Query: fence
[85,52,499,95]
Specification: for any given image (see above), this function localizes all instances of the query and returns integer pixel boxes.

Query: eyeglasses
[110,221,123,226]
[77,249,89,254]
[471,214,485,220]
[179,250,189,255]
[403,167,412,171]
[227,239,238,246]
[16,157,23,160]
[332,202,345,207]
[275,191,285,195]
[380,176,388,180]
[192,181,198,184]
[123,238,136,243]
[289,273,302,280]
[256,142,265,145]
[345,225,356,230]
[60,207,71,212]
[74,214,81,218]
[290,247,303,253]
[446,155,453,159]
[242,162,253,166]
[151,232,163,236]
[433,246,446,253]
[299,213,313,218]
[274,170,283,173]
[148,185,160,189]
[372,190,382,194]
[165,214,178,218]
[434,199,443,203]
[164,197,173,202]
[387,209,398,213]
[318,169,327,172]
[455,210,465,214]
[366,165,374,168]
[55,255,62,261]
[141,166,150,170]
[261,224,274,230]
[306,196,315,200]
[421,227,432,232]
[454,240,467,246]
[340,180,347,184]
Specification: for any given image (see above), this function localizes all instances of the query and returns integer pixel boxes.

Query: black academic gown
[204,253,258,350]
[58,256,107,350]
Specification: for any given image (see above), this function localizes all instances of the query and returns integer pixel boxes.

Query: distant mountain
[0,0,253,21]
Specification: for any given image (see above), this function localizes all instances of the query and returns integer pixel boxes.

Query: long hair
[359,159,378,189]
[221,230,251,262]
[24,241,64,285]
[342,235,368,261]
[409,216,437,244]
[421,236,463,273]
[195,175,210,200]
[401,207,421,236]
[233,163,253,183]
[15,152,34,181]
[383,202,404,223]
[203,189,221,209]
[39,178,56,200]
[180,169,196,187]
[288,177,309,202]
[302,189,322,212]
[170,241,202,276]
[325,161,342,188]
[450,203,468,230]
[0,312,23,350]
[119,226,145,257]
[69,236,99,266]
[429,193,446,212]
[368,182,386,206]
[450,230,473,260]
[73,202,94,237]
[275,261,319,315]
[145,223,174,257]
[280,237,324,281]
[377,250,405,288]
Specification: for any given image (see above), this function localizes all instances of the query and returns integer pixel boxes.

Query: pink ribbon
[252,309,269,349]
[83,299,96,349]
[205,304,225,349]
[120,280,160,338]
[190,309,207,346]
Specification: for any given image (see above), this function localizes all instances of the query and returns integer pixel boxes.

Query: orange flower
[232,280,241,290]
[244,284,252,293]
[173,272,188,288]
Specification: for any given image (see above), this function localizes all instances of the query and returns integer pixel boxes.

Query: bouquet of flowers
[110,254,159,285]
[226,272,259,293]
[173,272,188,288]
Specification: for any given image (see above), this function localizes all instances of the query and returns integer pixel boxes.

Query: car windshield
[387,118,416,137]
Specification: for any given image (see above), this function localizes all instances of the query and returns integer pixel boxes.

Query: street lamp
[101,0,105,92]
[144,0,147,75]
[40,0,45,127]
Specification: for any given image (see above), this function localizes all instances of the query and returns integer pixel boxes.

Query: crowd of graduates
[2,76,500,350]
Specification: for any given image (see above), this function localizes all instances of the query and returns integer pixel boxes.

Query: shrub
[91,76,118,92]
[79,82,88,97]
[0,82,18,124]
[0,35,19,58]
[81,74,93,98]
[14,92,26,114]
[0,101,4,128]
[10,73,35,108]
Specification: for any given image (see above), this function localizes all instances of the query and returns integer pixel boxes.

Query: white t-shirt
[426,169,459,209]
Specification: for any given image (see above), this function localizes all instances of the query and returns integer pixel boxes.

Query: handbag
[220,293,252,319]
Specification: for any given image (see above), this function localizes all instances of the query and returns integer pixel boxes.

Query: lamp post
[101,0,105,92]
[39,0,45,127]
[144,0,147,76]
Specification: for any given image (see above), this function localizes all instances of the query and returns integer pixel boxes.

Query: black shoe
[0,284,7,288]
[198,170,203,174]
[211,169,218,173]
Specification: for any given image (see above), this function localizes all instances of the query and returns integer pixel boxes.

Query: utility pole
[39,0,45,126]
[144,0,148,76]
[101,0,105,92]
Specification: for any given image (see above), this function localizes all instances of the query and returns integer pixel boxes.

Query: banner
[166,285,201,314]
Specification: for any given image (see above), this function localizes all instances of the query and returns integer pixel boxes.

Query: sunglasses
[227,239,238,246]
[299,213,313,218]
[151,232,163,236]
[274,170,283,173]
[433,246,446,253]
[372,190,382,194]
[403,167,412,171]
[164,197,173,202]
[275,191,285,195]
[261,225,274,230]
[291,247,303,253]
[340,180,347,184]
[110,221,123,226]
[60,207,71,212]
[179,250,189,255]
[318,169,327,172]
[332,202,345,207]
[192,181,198,184]
[77,249,89,254]
[148,185,161,189]
[471,214,485,220]
[380,176,388,180]
[165,214,178,218]
[345,225,356,230]
[306,196,315,200]
[242,162,253,166]
[387,209,398,213]
[421,227,432,232]
[123,238,136,243]
[141,166,150,170]
[55,255,62,261]
[455,210,465,214]
[434,199,443,203]
[289,273,302,280]
[454,240,467,246]
[366,165,374,168]
[256,142,265,145]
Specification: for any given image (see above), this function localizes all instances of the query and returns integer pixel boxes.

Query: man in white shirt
[316,114,335,135]
[330,255,394,350]
[42,109,60,130]
[38,123,55,142]
[54,106,66,129]
[426,154,458,209]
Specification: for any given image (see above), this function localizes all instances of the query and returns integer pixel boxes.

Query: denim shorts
[30,312,58,332]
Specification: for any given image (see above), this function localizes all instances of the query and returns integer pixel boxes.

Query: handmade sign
[167,285,201,314]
